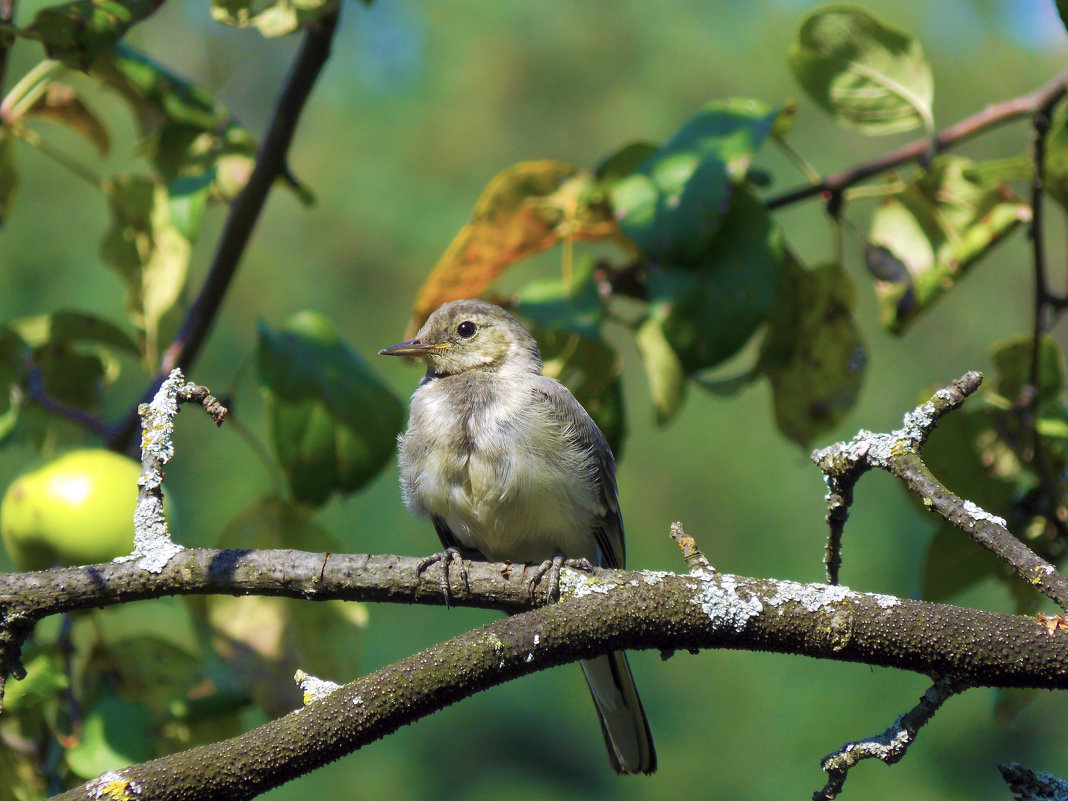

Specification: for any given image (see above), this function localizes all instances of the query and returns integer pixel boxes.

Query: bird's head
[378,299,541,377]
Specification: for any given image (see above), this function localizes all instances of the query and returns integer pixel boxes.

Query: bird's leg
[528,551,594,604]
[416,547,470,607]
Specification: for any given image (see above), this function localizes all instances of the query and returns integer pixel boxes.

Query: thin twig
[812,372,1068,611]
[815,677,963,800]
[766,65,1068,210]
[105,9,341,452]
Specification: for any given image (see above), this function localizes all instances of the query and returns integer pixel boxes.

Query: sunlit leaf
[24,81,109,155]
[788,5,933,135]
[257,311,404,507]
[409,161,619,336]
[211,0,339,37]
[869,156,1030,333]
[595,140,659,186]
[514,254,603,340]
[990,334,1064,408]
[65,696,155,778]
[611,98,780,264]
[635,313,685,425]
[99,174,190,359]
[759,258,865,447]
[1,652,67,713]
[12,309,139,355]
[168,171,213,241]
[649,188,784,371]
[538,326,626,457]
[28,0,165,71]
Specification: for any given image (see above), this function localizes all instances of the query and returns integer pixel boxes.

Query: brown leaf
[407,160,619,336]
[27,82,109,156]
[1036,612,1068,636]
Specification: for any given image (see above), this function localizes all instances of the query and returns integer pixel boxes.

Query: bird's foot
[417,547,469,607]
[528,552,594,604]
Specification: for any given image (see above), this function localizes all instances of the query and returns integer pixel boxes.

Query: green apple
[1,449,142,570]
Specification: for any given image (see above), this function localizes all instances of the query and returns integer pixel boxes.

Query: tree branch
[2,551,1059,800]
[105,9,341,452]
[766,65,1068,210]
[812,372,1068,611]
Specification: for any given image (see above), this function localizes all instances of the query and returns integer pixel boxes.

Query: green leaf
[514,254,603,340]
[216,493,341,551]
[869,156,1030,333]
[788,5,933,135]
[1056,0,1068,36]
[1,652,68,712]
[12,309,139,355]
[0,128,18,224]
[257,311,405,507]
[610,98,780,264]
[917,403,1016,601]
[635,313,685,425]
[759,258,865,447]
[649,188,784,371]
[595,140,659,186]
[990,334,1065,409]
[100,174,190,358]
[538,327,626,458]
[168,171,213,241]
[28,0,165,71]
[1044,109,1068,211]
[211,0,339,37]
[65,696,155,778]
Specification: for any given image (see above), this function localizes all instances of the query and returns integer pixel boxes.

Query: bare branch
[815,676,964,800]
[766,65,1068,210]
[14,555,1065,800]
[999,763,1068,801]
[105,9,341,452]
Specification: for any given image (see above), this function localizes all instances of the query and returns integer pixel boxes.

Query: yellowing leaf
[211,0,338,37]
[99,174,190,361]
[869,156,1030,333]
[408,161,619,336]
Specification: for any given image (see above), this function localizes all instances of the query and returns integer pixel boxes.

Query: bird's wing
[533,381,625,569]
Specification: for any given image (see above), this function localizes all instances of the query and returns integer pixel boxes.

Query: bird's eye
[457,321,477,338]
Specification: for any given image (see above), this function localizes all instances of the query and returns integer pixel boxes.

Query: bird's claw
[417,547,469,606]
[528,553,594,604]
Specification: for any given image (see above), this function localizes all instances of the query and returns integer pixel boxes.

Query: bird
[378,298,656,775]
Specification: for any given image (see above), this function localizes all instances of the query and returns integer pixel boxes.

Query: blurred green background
[2,0,1068,798]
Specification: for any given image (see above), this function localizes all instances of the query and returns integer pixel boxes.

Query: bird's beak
[378,340,451,358]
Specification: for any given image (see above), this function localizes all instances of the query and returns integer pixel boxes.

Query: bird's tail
[580,652,656,775]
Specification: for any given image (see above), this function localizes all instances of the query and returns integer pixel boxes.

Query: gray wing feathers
[532,380,625,569]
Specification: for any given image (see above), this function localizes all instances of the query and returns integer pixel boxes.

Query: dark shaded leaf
[990,334,1065,409]
[611,98,780,264]
[870,156,1030,333]
[537,326,626,457]
[788,5,933,135]
[0,128,18,224]
[759,258,865,447]
[257,311,404,507]
[649,188,784,371]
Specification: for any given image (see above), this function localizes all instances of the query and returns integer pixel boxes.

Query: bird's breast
[399,378,597,562]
